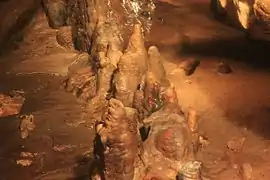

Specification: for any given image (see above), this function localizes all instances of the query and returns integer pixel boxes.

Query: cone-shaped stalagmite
[142,46,171,114]
[114,24,148,107]
[147,46,169,86]
[95,98,139,180]
[133,46,174,120]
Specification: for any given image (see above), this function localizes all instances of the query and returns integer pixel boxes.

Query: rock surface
[0,0,40,51]
[42,0,68,28]
[38,0,207,179]
[0,91,25,117]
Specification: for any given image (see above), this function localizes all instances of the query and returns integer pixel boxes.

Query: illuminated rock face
[254,0,270,26]
[211,0,270,41]
[89,25,202,179]
[47,0,204,179]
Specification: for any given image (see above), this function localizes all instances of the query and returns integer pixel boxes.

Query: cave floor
[1,0,270,179]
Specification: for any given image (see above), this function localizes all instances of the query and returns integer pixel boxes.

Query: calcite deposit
[43,0,205,179]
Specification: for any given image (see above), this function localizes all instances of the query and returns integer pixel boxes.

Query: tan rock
[0,91,25,117]
[178,58,200,76]
[19,114,35,139]
[217,61,232,74]
[16,159,33,167]
[56,26,74,51]
[20,152,36,158]
[227,137,246,152]
[239,163,253,180]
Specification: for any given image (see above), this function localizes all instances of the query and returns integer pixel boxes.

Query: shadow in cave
[72,154,93,180]
[0,1,40,56]
[177,37,270,70]
[154,36,270,138]
[72,135,105,180]
[0,73,66,113]
[224,106,270,139]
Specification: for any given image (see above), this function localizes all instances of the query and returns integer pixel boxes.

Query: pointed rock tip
[133,24,142,35]
[148,46,160,55]
[126,23,145,51]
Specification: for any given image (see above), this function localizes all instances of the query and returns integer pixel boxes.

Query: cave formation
[1,0,270,180]
[50,0,204,179]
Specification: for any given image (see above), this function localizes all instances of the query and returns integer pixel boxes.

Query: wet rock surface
[85,12,204,178]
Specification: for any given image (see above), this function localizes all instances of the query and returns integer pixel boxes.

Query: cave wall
[0,0,41,52]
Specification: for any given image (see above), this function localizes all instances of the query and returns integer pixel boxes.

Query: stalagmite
[114,24,148,107]
[142,46,171,114]
[41,0,208,179]
[95,98,139,179]
[147,46,170,86]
